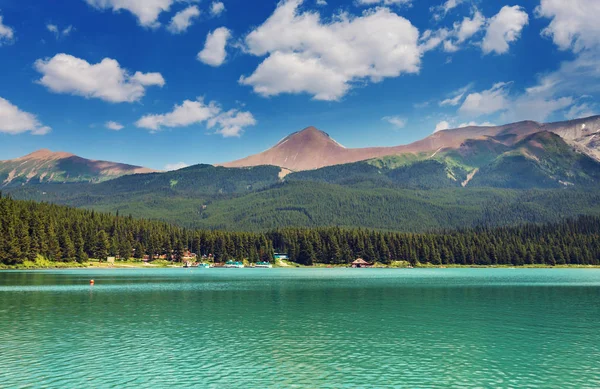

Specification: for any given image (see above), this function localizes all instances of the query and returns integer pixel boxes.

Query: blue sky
[0,0,598,170]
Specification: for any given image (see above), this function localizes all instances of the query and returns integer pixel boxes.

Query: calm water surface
[1,268,599,388]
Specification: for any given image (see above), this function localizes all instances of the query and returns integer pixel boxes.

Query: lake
[1,268,599,388]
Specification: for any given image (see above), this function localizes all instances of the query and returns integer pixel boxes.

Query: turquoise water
[1,268,599,388]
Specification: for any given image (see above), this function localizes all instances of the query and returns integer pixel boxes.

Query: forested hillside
[5,131,600,232]
[1,195,599,267]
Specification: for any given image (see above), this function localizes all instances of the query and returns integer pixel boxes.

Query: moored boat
[224,260,245,268]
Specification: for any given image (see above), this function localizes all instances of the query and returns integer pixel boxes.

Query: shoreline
[2,260,599,271]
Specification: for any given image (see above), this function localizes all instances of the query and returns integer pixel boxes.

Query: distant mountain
[286,131,600,190]
[221,126,348,171]
[0,149,155,187]
[5,116,600,232]
[222,116,600,171]
[7,130,600,232]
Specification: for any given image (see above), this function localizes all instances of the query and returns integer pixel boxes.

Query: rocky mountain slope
[0,149,155,187]
[222,116,600,171]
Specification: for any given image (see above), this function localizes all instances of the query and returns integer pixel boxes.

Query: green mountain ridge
[5,130,600,232]
[0,149,155,187]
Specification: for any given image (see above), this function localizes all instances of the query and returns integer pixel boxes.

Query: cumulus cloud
[0,15,15,45]
[482,5,529,55]
[434,120,450,133]
[34,53,165,103]
[382,116,407,128]
[420,10,486,54]
[164,162,189,171]
[198,27,231,67]
[84,0,174,27]
[504,94,573,123]
[465,1,599,124]
[0,97,51,135]
[458,81,576,123]
[135,97,256,137]
[528,1,600,103]
[208,109,257,137]
[423,6,527,56]
[167,5,200,34]
[459,82,511,117]
[454,11,485,44]
[431,0,464,21]
[210,1,226,16]
[240,0,420,101]
[47,24,73,39]
[105,121,124,130]
[536,0,600,53]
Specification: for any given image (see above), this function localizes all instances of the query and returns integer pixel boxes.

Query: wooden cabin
[351,258,372,268]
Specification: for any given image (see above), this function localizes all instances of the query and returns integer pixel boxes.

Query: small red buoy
[90,279,95,285]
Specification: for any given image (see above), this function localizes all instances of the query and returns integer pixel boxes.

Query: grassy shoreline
[2,258,599,270]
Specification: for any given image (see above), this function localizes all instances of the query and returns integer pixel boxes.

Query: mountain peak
[276,126,343,148]
[222,125,347,171]
[17,149,75,161]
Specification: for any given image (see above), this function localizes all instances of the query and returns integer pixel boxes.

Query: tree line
[1,195,599,266]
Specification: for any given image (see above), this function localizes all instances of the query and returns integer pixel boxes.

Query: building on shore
[351,258,372,268]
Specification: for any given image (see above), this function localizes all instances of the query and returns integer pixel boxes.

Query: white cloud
[458,81,576,123]
[382,116,406,128]
[420,10,485,54]
[0,97,51,135]
[46,24,58,34]
[167,5,200,34]
[434,119,495,133]
[356,0,412,5]
[84,0,174,28]
[47,24,73,39]
[459,82,511,117]
[164,162,189,171]
[240,52,349,101]
[536,0,600,52]
[527,1,600,112]
[0,15,15,45]
[434,120,450,133]
[105,121,124,130]
[34,53,165,103]
[316,0,327,5]
[457,121,495,128]
[565,102,596,120]
[135,97,256,137]
[482,6,529,55]
[440,84,472,107]
[240,0,420,101]
[208,109,257,137]
[198,27,231,67]
[419,28,450,52]
[210,1,226,16]
[431,0,464,21]
[504,94,573,123]
[454,11,485,43]
[440,93,463,106]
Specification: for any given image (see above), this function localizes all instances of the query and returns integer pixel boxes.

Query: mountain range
[0,149,154,187]
[3,115,600,232]
[223,116,600,171]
